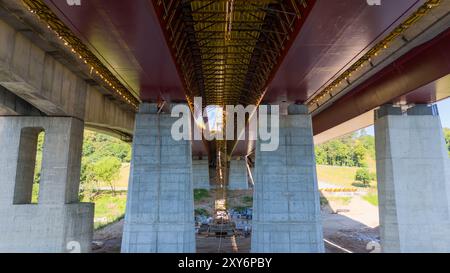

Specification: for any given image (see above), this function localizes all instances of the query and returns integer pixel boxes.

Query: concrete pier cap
[139,103,159,114]
[287,104,309,115]
[375,104,439,120]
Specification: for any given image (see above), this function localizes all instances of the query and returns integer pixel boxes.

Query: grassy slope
[362,193,379,206]
[317,156,379,207]
[32,185,127,230]
[97,163,130,189]
[114,163,131,188]
[86,192,127,230]
[316,165,359,188]
[90,163,130,230]
[316,156,377,188]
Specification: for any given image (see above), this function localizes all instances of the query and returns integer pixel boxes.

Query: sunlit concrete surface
[375,105,450,253]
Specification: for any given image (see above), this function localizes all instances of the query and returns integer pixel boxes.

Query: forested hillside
[79,131,131,199]
[316,128,450,168]
[35,131,131,194]
[315,131,375,168]
[315,128,449,210]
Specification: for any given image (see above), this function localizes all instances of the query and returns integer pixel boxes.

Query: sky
[438,99,450,129]
[364,98,450,135]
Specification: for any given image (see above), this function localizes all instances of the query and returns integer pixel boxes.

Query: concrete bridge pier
[193,159,210,190]
[228,159,249,190]
[375,104,450,253]
[121,103,195,253]
[0,116,94,253]
[251,105,324,253]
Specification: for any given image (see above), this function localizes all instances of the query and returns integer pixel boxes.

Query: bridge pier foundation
[375,104,450,252]
[121,103,195,253]
[0,116,93,253]
[251,105,324,253]
[228,159,249,190]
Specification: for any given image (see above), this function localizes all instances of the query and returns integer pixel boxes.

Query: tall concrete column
[121,103,195,253]
[193,159,210,190]
[251,105,324,253]
[228,159,249,190]
[375,104,450,253]
[0,116,93,253]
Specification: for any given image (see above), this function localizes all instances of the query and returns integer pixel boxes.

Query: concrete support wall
[0,19,87,119]
[375,104,450,253]
[228,159,249,190]
[251,105,324,253]
[0,18,135,138]
[0,85,43,115]
[0,116,93,253]
[122,104,195,253]
[193,159,210,190]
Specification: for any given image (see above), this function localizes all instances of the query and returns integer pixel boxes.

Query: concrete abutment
[0,116,93,253]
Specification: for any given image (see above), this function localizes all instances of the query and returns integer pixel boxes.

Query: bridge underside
[36,0,449,147]
[0,0,449,253]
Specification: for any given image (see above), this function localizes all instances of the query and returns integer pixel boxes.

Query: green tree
[315,145,327,165]
[315,132,374,167]
[359,135,375,159]
[34,132,45,184]
[86,156,122,196]
[82,131,131,163]
[355,168,371,187]
[353,142,368,167]
[33,130,130,201]
[444,128,450,157]
[97,142,131,162]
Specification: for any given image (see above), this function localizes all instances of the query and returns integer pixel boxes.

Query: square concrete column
[193,159,210,190]
[228,159,249,190]
[0,116,93,253]
[121,103,195,253]
[375,104,450,253]
[251,105,324,253]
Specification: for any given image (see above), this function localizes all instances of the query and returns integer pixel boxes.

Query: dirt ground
[92,193,380,253]
[93,221,378,253]
[197,235,251,253]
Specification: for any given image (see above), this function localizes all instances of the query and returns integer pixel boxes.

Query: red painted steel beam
[312,28,450,136]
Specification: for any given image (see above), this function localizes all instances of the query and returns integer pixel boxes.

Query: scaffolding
[153,0,313,230]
